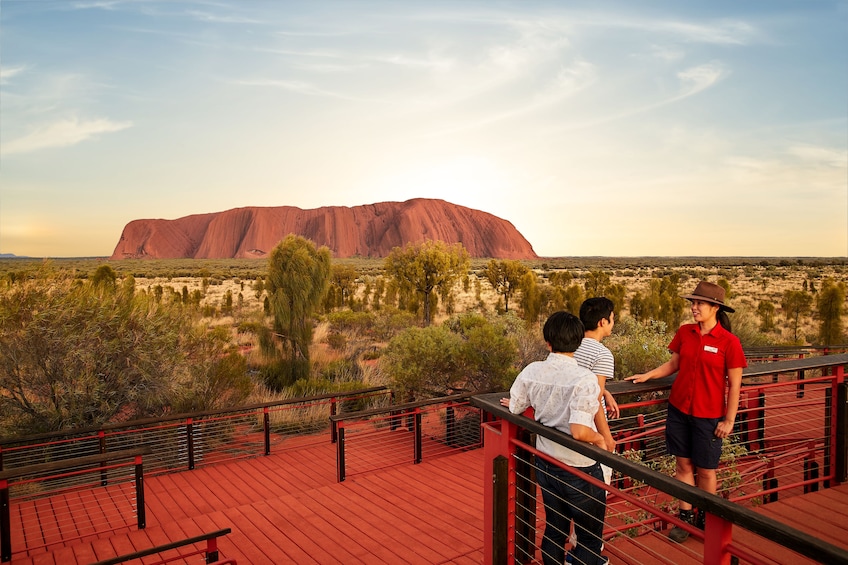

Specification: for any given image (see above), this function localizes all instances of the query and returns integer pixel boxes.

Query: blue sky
[1,1,846,258]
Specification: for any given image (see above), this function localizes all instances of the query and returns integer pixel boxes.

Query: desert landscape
[2,255,843,348]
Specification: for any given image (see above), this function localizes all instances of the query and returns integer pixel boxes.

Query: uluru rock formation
[110,198,538,260]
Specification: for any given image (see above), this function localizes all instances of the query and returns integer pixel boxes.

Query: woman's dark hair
[718,309,732,332]
[543,311,585,353]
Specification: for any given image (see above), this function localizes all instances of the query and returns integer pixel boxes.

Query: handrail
[329,391,478,422]
[91,528,232,565]
[0,447,150,481]
[0,386,389,447]
[606,352,848,396]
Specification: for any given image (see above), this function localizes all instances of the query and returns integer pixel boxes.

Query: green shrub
[606,317,673,380]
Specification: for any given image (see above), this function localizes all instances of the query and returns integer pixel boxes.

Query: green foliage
[384,240,470,326]
[260,358,311,391]
[483,259,529,313]
[90,264,118,289]
[605,317,673,380]
[372,308,418,341]
[324,264,359,312]
[729,303,777,348]
[518,271,542,325]
[781,289,813,343]
[584,270,611,298]
[629,275,687,329]
[0,269,251,434]
[757,300,776,332]
[382,312,520,399]
[172,343,251,413]
[266,235,332,381]
[816,279,845,345]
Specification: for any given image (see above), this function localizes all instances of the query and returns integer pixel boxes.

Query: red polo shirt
[667,323,747,418]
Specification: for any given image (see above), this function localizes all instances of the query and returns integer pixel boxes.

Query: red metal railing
[91,528,233,565]
[0,448,149,562]
[473,353,848,565]
[330,393,484,482]
[0,386,392,478]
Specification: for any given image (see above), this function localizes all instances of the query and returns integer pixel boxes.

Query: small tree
[816,279,845,345]
[265,235,332,386]
[518,271,542,325]
[584,270,611,299]
[781,289,813,343]
[90,264,118,290]
[483,259,529,314]
[757,300,776,332]
[324,264,359,312]
[384,240,470,326]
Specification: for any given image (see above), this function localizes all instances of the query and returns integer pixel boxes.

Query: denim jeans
[535,457,607,565]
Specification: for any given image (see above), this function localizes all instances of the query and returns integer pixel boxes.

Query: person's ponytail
[718,309,732,333]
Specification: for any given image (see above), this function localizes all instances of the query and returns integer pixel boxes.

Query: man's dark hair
[543,311,585,353]
[579,297,615,331]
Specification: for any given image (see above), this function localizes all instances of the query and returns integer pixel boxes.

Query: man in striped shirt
[574,297,619,423]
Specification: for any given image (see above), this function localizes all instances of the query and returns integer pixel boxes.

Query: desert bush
[605,317,673,380]
[382,312,520,399]
[729,302,778,348]
[0,268,252,434]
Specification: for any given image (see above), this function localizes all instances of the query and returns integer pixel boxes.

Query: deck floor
[9,441,848,564]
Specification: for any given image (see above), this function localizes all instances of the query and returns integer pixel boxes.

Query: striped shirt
[574,337,614,381]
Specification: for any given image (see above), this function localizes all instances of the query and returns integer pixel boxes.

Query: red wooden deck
[10,442,484,564]
[8,441,848,564]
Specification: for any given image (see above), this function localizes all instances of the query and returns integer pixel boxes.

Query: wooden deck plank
[315,482,451,564]
[345,465,481,553]
[227,505,320,564]
[257,496,363,565]
[270,490,374,563]
[289,486,408,563]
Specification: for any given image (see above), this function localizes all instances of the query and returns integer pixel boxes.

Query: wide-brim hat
[681,280,735,313]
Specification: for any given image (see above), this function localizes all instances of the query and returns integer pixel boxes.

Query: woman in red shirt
[626,280,747,543]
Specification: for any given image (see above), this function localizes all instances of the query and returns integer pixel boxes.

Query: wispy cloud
[787,144,848,168]
[675,61,726,97]
[2,117,132,155]
[0,66,27,84]
[185,10,264,25]
[232,79,371,101]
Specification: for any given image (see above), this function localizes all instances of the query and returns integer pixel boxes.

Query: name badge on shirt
[704,345,719,354]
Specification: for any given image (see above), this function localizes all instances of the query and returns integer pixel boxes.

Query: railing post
[413,410,423,464]
[0,478,10,562]
[336,425,346,482]
[134,455,146,530]
[99,430,108,486]
[186,418,195,470]
[703,512,733,565]
[330,397,338,444]
[755,388,766,452]
[824,386,833,488]
[263,407,271,456]
[205,536,219,563]
[483,417,519,565]
[492,455,509,565]
[446,404,456,447]
[837,381,847,483]
[763,459,778,504]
